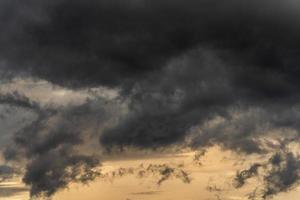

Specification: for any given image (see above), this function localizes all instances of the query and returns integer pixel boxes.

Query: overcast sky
[1,1,300,199]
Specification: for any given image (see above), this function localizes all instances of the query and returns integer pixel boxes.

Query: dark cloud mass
[1,0,300,198]
[1,93,112,197]
[23,148,100,197]
[1,0,300,88]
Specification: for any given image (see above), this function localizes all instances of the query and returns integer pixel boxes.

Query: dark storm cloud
[23,147,100,197]
[1,0,300,89]
[1,0,300,198]
[99,48,300,152]
[2,96,115,197]
[1,0,300,148]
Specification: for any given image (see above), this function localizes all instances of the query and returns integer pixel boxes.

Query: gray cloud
[262,151,300,199]
[1,94,118,197]
[1,0,300,198]
[100,48,300,153]
[233,163,262,189]
[23,147,100,197]
[0,91,41,111]
[1,0,300,150]
[232,144,300,199]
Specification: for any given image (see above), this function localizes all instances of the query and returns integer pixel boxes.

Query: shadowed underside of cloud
[23,148,100,197]
[1,0,300,198]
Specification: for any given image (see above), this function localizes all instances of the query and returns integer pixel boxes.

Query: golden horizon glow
[3,146,300,200]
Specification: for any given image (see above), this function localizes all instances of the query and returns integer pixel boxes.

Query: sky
[1,0,300,200]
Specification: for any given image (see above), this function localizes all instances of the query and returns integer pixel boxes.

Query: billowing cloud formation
[1,0,300,88]
[23,148,100,197]
[100,49,300,151]
[1,0,300,198]
[0,92,120,197]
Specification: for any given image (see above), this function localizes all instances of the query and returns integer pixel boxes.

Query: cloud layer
[1,0,300,198]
